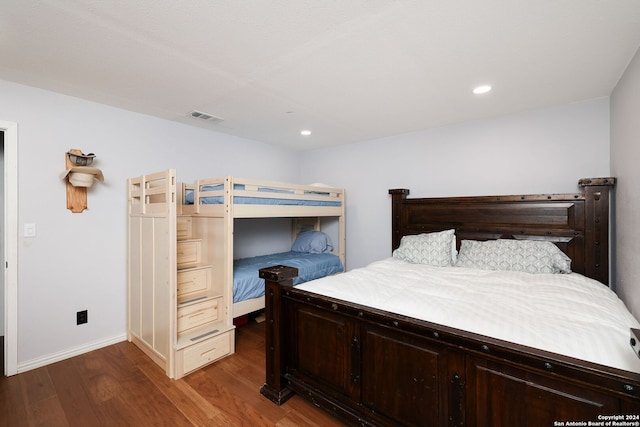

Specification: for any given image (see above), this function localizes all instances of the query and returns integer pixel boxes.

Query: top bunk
[179,176,345,219]
[128,169,176,217]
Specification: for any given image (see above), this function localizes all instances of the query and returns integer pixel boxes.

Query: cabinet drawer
[177,299,219,333]
[177,240,201,268]
[177,267,212,300]
[180,332,232,375]
[176,216,192,240]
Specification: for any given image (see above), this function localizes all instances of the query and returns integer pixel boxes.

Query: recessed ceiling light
[473,85,492,95]
[300,130,312,136]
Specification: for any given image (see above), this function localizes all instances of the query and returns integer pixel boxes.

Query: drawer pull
[201,347,219,357]
[191,329,219,341]
[179,296,207,306]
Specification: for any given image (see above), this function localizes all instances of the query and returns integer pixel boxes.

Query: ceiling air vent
[187,110,224,123]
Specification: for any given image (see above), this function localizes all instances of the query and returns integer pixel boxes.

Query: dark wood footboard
[260,265,640,426]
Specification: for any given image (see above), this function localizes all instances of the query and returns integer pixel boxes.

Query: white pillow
[455,239,572,274]
[393,229,456,267]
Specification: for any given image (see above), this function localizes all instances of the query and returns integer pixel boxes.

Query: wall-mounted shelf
[65,149,87,213]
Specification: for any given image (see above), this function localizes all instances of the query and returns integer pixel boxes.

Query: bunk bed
[128,170,345,379]
[179,175,345,319]
[260,177,640,426]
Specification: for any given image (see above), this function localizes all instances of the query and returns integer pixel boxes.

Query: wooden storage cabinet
[127,170,234,381]
[176,331,234,378]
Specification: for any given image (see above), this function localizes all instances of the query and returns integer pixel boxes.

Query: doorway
[1,121,18,376]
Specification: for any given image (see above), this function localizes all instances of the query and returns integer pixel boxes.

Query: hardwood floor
[0,321,347,427]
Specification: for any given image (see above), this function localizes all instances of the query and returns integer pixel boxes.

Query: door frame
[1,120,17,376]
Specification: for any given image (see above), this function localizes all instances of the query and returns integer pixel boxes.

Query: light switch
[24,223,36,237]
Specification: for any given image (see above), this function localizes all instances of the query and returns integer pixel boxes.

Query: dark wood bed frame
[259,177,640,426]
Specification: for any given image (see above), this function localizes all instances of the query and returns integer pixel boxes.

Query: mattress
[296,257,640,374]
[234,251,344,303]
[184,183,341,206]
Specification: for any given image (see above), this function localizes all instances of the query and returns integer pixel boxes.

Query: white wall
[301,98,611,271]
[233,218,293,259]
[1,135,4,335]
[611,46,640,318]
[0,80,301,369]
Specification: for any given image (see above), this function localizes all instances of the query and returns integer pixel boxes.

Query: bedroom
[1,1,640,423]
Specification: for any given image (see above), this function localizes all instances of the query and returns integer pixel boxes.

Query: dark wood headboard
[389,177,615,285]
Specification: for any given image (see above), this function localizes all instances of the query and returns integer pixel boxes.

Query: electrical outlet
[77,310,88,325]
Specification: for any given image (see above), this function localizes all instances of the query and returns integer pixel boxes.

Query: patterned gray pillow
[455,239,571,274]
[392,229,456,266]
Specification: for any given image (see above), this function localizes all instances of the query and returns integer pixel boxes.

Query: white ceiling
[2,1,640,151]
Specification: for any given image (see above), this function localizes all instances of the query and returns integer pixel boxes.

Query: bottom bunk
[232,222,345,320]
[233,250,344,318]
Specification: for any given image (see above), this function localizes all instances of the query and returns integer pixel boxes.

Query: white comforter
[296,258,640,374]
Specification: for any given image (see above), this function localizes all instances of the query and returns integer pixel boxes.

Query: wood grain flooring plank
[23,395,69,427]
[112,370,194,426]
[275,408,337,427]
[17,367,72,427]
[46,358,101,427]
[0,374,29,427]
[184,366,287,426]
[18,367,55,404]
[136,355,233,426]
[75,343,192,426]
[282,395,349,427]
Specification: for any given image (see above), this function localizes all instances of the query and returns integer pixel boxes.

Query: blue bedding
[233,251,344,303]
[185,184,341,207]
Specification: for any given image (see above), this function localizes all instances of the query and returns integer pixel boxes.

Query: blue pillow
[291,231,333,254]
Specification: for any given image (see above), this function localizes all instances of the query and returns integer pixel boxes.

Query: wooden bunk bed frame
[128,170,346,379]
[179,175,346,319]
[260,177,640,426]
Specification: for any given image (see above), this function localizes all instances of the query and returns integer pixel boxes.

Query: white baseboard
[17,333,127,374]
